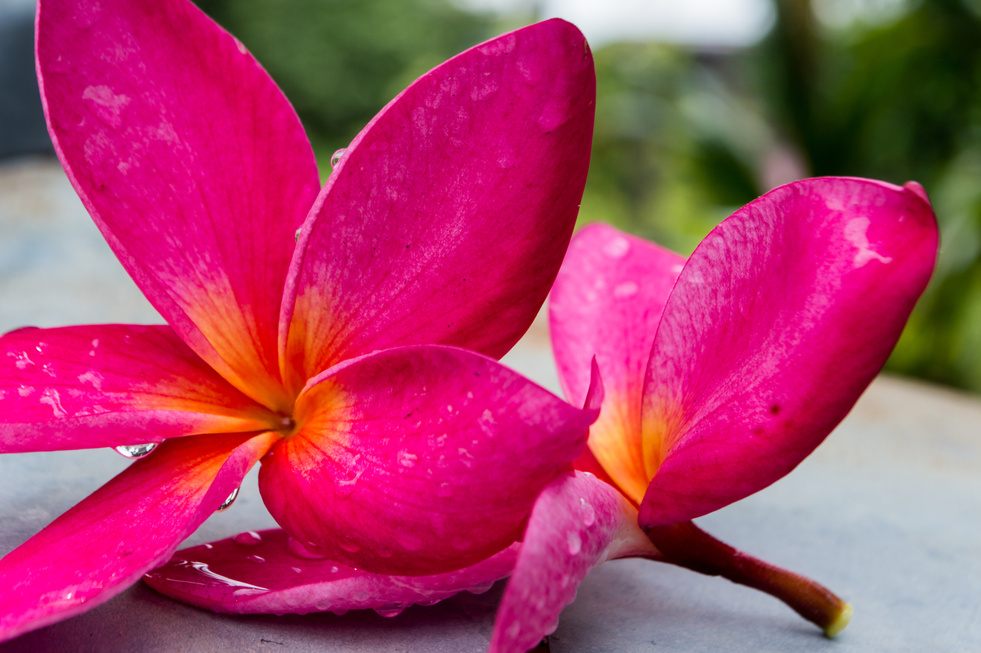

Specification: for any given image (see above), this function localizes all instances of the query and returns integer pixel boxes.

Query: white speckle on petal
[40,389,67,418]
[82,85,131,129]
[844,217,893,267]
[78,370,104,391]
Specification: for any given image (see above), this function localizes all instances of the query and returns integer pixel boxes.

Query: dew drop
[579,498,596,527]
[602,236,631,259]
[233,531,263,547]
[467,580,495,595]
[215,487,239,512]
[374,603,406,618]
[246,555,266,564]
[567,530,582,556]
[613,281,639,298]
[287,537,328,560]
[339,539,361,554]
[330,148,347,169]
[114,443,157,459]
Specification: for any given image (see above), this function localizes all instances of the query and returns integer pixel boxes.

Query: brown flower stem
[644,520,852,637]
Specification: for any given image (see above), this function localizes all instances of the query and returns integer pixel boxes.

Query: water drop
[467,580,495,595]
[579,498,595,527]
[567,530,582,556]
[613,281,639,298]
[216,487,239,512]
[602,237,631,259]
[374,603,406,618]
[114,443,157,459]
[287,537,328,560]
[330,148,347,169]
[233,531,263,547]
[339,539,361,554]
[247,555,266,564]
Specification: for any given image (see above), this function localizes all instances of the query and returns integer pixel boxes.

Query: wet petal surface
[0,325,277,453]
[0,431,277,643]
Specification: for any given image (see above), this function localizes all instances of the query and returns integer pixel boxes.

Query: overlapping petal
[489,471,656,653]
[36,0,320,410]
[279,19,595,395]
[259,344,599,576]
[0,431,277,643]
[639,178,938,527]
[550,223,684,503]
[0,325,278,453]
[144,529,518,615]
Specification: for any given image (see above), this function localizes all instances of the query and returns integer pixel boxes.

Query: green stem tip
[645,521,852,637]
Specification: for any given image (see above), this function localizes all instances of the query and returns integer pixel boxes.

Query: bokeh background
[2,0,980,393]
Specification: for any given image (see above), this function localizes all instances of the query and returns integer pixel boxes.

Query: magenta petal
[0,324,276,453]
[639,178,939,527]
[280,19,595,393]
[550,223,685,503]
[144,529,517,615]
[0,431,277,643]
[37,0,320,408]
[259,345,598,576]
[489,471,655,653]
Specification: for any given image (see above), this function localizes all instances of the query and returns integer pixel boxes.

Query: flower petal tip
[824,602,853,639]
[902,181,930,205]
[584,356,605,413]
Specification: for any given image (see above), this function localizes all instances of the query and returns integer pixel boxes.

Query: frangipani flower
[489,177,939,651]
[0,0,598,643]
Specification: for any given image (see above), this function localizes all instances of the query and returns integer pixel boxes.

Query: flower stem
[644,520,852,637]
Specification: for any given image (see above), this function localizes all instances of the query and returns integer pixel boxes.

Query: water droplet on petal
[374,603,407,618]
[233,531,263,547]
[114,443,158,459]
[339,539,361,554]
[579,498,596,527]
[467,580,495,595]
[330,148,347,169]
[567,530,582,556]
[216,487,239,512]
[602,236,631,259]
[287,537,328,560]
[247,555,266,564]
[613,281,639,298]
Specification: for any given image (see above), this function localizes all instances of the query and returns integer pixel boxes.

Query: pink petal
[144,529,518,615]
[36,0,320,409]
[550,223,684,503]
[489,471,655,653]
[0,431,277,643]
[259,345,598,576]
[639,178,939,527]
[0,325,278,453]
[279,19,595,394]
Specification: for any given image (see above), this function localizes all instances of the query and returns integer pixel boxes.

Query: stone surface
[2,158,981,651]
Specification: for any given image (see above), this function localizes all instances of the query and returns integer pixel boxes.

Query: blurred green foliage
[196,0,495,165]
[199,0,981,393]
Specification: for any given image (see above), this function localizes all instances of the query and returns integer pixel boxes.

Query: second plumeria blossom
[0,0,597,643]
[490,177,939,651]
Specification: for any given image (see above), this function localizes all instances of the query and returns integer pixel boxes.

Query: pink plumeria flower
[0,0,599,643]
[147,179,939,653]
[489,178,939,651]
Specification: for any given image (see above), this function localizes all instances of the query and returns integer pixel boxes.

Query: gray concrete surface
[1,158,980,651]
